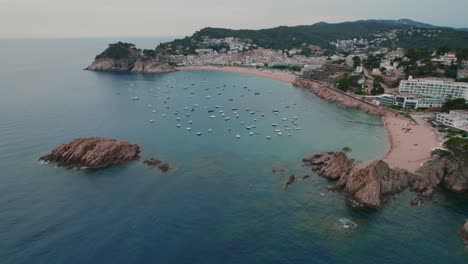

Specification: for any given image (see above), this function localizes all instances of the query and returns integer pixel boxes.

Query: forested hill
[164,20,468,51]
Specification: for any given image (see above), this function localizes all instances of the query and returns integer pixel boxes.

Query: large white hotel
[397,77,468,108]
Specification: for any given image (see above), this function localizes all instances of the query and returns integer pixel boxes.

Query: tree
[445,65,458,78]
[352,56,361,68]
[442,98,468,112]
[436,46,451,55]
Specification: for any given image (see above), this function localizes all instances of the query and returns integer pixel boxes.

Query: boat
[208,129,212,133]
[272,124,278,127]
[281,118,287,121]
[215,106,221,108]
[240,121,245,125]
[294,127,302,130]
[225,117,231,121]
[150,120,154,123]
[189,120,193,124]
[152,110,156,113]
[236,115,240,118]
[162,114,166,117]
[196,132,202,136]
[266,136,271,139]
[249,132,253,136]
[236,135,240,139]
[254,92,260,95]
[275,129,281,132]
[288,133,292,136]
[208,109,214,113]
[293,116,299,119]
[177,124,181,127]
[278,132,282,136]
[246,126,251,130]
[186,127,191,131]
[250,112,255,115]
[210,115,217,118]
[130,96,140,101]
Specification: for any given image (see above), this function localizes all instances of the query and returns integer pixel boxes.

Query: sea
[0,38,467,263]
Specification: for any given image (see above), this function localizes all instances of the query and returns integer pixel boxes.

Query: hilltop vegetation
[158,20,468,54]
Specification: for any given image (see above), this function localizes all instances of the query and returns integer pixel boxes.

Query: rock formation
[143,158,162,167]
[39,137,140,169]
[303,152,354,180]
[304,150,467,209]
[293,79,385,116]
[85,42,175,73]
[461,221,468,245]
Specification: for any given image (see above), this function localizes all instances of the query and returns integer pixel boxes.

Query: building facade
[436,110,468,131]
[399,78,468,101]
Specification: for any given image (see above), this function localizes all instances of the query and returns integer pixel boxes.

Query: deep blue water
[0,38,467,264]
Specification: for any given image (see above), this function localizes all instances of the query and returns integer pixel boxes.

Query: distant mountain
[358,19,439,29]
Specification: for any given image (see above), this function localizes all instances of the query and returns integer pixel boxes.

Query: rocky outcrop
[86,58,175,73]
[303,152,354,180]
[416,153,468,192]
[284,175,296,189]
[334,160,420,208]
[304,150,468,208]
[461,221,468,245]
[39,137,140,169]
[293,79,385,116]
[85,42,175,73]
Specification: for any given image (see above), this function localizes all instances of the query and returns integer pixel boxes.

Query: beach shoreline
[177,65,442,172]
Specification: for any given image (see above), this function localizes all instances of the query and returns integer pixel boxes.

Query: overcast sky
[1,0,467,38]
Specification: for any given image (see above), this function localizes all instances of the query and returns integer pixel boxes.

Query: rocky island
[39,137,141,169]
[85,42,175,73]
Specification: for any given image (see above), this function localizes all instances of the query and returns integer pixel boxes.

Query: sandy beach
[382,113,442,172]
[177,65,297,83]
[178,65,442,172]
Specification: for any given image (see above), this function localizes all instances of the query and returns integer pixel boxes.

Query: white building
[436,110,468,131]
[399,77,468,102]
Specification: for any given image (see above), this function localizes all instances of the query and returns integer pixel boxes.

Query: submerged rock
[461,221,468,245]
[143,158,162,167]
[39,137,140,169]
[158,163,171,173]
[284,175,296,189]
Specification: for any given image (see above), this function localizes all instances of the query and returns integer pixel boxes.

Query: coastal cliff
[293,79,386,116]
[85,42,175,73]
[304,150,467,208]
[39,137,140,169]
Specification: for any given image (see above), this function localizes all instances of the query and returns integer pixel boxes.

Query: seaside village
[164,34,468,139]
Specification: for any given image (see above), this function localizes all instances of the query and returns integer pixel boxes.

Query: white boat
[240,121,245,125]
[177,124,181,127]
[293,116,299,119]
[186,127,191,130]
[272,124,278,127]
[162,114,166,117]
[249,132,253,136]
[208,129,212,133]
[275,129,281,132]
[196,132,202,136]
[176,117,180,121]
[210,115,217,118]
[215,106,221,108]
[236,115,240,118]
[294,127,302,130]
[131,97,140,100]
[281,118,287,121]
[225,117,231,121]
[147,104,152,107]
[152,110,156,113]
[236,135,240,139]
[288,133,292,136]
[278,132,282,136]
[150,120,154,123]
[266,136,271,139]
[189,120,193,124]
[246,126,251,130]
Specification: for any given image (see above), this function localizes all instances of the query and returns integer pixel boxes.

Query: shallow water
[0,39,467,263]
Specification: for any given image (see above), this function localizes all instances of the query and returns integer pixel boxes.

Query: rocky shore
[85,42,175,73]
[293,79,386,116]
[39,137,140,169]
[462,221,468,245]
[304,150,467,208]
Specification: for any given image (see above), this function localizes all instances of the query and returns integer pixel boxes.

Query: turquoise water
[0,39,467,263]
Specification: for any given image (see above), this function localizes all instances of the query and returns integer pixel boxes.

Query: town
[157,32,468,135]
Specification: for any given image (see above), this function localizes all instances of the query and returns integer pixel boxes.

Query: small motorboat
[186,127,191,131]
[225,117,231,121]
[266,136,271,139]
[210,115,217,118]
[272,124,278,127]
[236,135,240,139]
[196,132,202,136]
[150,120,154,123]
[131,97,140,101]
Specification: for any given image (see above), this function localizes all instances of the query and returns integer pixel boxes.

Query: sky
[1,0,468,38]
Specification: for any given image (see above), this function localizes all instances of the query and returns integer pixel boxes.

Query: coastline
[176,65,297,83]
[177,65,441,172]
